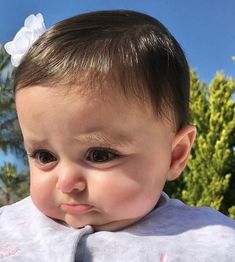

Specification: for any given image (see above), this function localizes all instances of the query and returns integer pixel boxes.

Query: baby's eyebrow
[23,132,134,150]
[75,132,135,147]
[23,140,49,151]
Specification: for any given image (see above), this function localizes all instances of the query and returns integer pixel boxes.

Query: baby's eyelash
[27,149,49,158]
[27,147,124,165]
[86,147,123,163]
[88,147,121,154]
[27,149,57,164]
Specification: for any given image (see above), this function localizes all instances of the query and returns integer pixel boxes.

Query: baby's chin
[63,215,144,232]
[48,212,143,231]
[40,203,149,231]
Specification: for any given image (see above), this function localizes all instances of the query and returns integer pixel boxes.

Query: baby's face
[16,85,176,231]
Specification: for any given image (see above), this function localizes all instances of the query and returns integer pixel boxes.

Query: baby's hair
[14,10,190,130]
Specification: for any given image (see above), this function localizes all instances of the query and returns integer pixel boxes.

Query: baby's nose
[56,164,87,193]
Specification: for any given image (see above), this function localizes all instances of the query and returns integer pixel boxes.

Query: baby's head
[14,10,196,231]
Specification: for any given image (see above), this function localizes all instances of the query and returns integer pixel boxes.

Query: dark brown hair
[14,10,190,130]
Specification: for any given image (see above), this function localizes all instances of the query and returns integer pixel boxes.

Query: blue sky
[0,0,235,169]
[1,0,235,83]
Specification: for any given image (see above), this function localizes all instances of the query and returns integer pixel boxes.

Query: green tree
[165,71,235,217]
[0,45,24,156]
[0,45,29,206]
[0,163,29,206]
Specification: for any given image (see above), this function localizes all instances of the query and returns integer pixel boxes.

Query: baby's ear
[167,125,196,181]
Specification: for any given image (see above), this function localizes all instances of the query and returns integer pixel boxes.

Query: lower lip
[61,204,92,214]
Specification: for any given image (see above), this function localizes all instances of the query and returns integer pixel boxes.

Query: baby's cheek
[94,174,159,217]
[119,190,161,217]
[30,186,63,220]
[30,174,49,199]
[30,172,61,217]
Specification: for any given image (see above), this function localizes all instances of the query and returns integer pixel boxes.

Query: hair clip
[4,13,46,67]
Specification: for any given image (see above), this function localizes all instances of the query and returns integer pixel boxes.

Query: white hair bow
[4,13,46,67]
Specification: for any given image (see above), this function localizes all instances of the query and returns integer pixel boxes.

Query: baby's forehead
[15,73,175,132]
[17,83,175,147]
[16,81,151,118]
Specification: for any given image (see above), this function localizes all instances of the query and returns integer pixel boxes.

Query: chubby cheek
[92,168,162,219]
[29,167,61,218]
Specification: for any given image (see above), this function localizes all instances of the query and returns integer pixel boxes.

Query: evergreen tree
[165,71,235,217]
[0,45,24,156]
[0,45,29,206]
[0,162,29,206]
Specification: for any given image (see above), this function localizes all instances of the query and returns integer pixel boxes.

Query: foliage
[0,45,29,206]
[165,71,235,217]
[0,45,25,156]
[0,162,29,206]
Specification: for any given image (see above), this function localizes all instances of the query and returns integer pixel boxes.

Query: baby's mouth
[61,203,93,214]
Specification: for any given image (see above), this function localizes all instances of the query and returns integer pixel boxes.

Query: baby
[1,10,235,262]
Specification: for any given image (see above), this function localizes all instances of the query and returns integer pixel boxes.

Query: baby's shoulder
[146,195,235,234]
[82,197,235,261]
[0,198,34,260]
[0,197,32,221]
[0,197,35,240]
[0,197,85,261]
[166,197,235,228]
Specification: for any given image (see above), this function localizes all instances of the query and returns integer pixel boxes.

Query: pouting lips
[61,203,93,214]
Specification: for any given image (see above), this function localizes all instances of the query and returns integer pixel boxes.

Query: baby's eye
[30,150,57,165]
[86,148,120,163]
